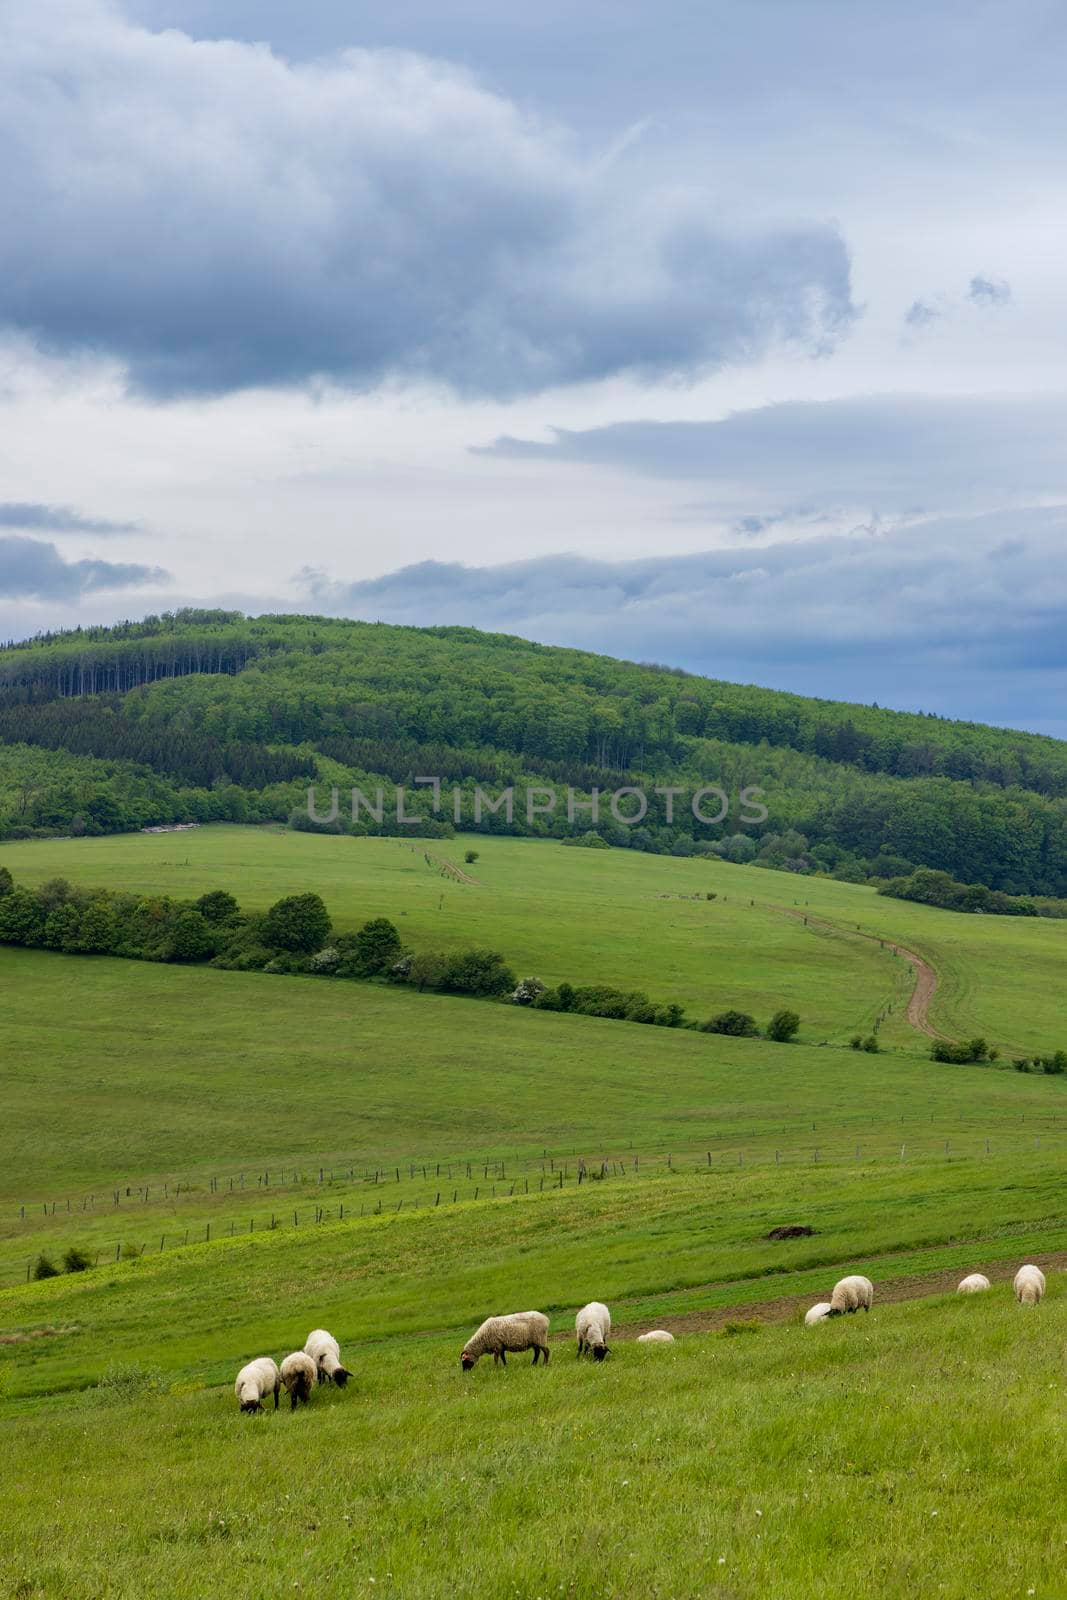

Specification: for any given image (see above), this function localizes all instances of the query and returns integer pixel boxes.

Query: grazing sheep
[1013,1265,1046,1305]
[234,1357,280,1414]
[279,1351,318,1409]
[637,1329,675,1344]
[575,1301,611,1361]
[304,1329,352,1387]
[804,1302,833,1325]
[460,1311,550,1370]
[958,1274,991,1294]
[828,1275,874,1316]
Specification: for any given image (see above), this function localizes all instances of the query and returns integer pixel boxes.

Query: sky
[2,0,1066,732]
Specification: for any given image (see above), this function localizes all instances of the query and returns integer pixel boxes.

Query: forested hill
[3,609,1067,897]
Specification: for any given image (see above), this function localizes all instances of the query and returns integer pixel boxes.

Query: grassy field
[1,1174,1064,1598]
[4,826,1067,1595]
[6,823,1067,1055]
[4,939,1066,1282]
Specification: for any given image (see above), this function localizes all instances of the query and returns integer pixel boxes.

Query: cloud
[0,501,141,535]
[969,275,1012,307]
[479,393,1067,521]
[0,536,168,600]
[299,504,1067,728]
[904,300,941,329]
[0,0,853,398]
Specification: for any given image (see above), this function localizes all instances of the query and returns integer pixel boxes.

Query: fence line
[15,1129,1067,1287]
[10,1102,1065,1225]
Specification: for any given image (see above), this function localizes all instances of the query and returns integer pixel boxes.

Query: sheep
[279,1351,318,1410]
[234,1357,280,1414]
[575,1301,611,1361]
[828,1275,874,1316]
[304,1329,353,1388]
[958,1274,991,1294]
[637,1329,674,1344]
[1013,1265,1046,1305]
[460,1311,550,1370]
[804,1302,833,1325]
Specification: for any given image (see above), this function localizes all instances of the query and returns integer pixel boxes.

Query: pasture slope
[5,821,1067,1051]
[2,825,1066,1598]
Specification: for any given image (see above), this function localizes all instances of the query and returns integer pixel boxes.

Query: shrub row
[0,868,815,1048]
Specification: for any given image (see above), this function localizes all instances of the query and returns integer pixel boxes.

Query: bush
[512,976,547,1005]
[849,1035,864,1051]
[195,890,240,924]
[464,850,479,865]
[561,831,609,849]
[33,1254,60,1280]
[62,1246,94,1274]
[766,1008,800,1042]
[1040,1050,1067,1075]
[440,948,516,997]
[342,917,401,976]
[121,1242,143,1262]
[262,892,331,953]
[408,950,447,991]
[700,1010,758,1037]
[308,946,341,974]
[931,1036,990,1064]
[861,1035,880,1054]
[167,909,214,962]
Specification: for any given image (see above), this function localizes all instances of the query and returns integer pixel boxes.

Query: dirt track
[773,906,947,1039]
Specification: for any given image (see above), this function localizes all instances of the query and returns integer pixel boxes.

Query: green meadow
[3,826,1067,1597]
[6,821,1067,1053]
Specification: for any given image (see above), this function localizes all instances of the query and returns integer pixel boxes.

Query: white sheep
[804,1302,833,1325]
[828,1275,874,1316]
[1013,1265,1046,1305]
[637,1329,674,1344]
[957,1274,991,1294]
[304,1328,353,1387]
[279,1351,318,1409]
[575,1301,611,1361]
[460,1311,550,1370]
[234,1356,280,1414]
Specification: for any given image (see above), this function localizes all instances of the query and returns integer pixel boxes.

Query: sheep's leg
[540,1344,550,1366]
[273,1382,280,1410]
[499,1350,507,1367]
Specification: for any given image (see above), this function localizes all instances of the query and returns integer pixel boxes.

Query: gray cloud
[0,1,852,399]
[0,537,168,600]
[969,275,1012,307]
[300,505,1067,730]
[904,300,941,329]
[0,501,141,535]
[479,393,1067,521]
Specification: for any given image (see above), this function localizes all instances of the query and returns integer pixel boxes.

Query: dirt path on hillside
[772,906,948,1040]
[603,1248,1067,1340]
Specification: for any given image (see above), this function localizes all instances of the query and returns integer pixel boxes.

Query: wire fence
[11,1120,1067,1287]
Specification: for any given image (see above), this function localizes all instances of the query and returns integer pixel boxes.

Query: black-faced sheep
[234,1357,280,1413]
[304,1328,352,1387]
[279,1351,318,1409]
[460,1311,550,1370]
[575,1301,611,1361]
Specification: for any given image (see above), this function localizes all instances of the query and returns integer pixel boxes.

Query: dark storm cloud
[0,536,168,600]
[0,2,853,399]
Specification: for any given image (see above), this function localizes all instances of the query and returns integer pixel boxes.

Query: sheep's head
[592,1345,608,1362]
[460,1351,476,1371]
[239,1396,263,1413]
[332,1366,352,1388]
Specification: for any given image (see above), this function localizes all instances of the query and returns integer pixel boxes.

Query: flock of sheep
[235,1266,1050,1410]
[802,1263,1047,1325]
[235,1329,352,1412]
